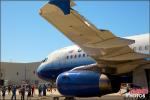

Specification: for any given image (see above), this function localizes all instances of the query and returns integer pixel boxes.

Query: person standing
[38,85,42,96]
[11,85,16,100]
[43,84,47,96]
[50,84,53,93]
[8,85,11,95]
[2,86,6,100]
[20,85,25,100]
[31,85,35,97]
[27,84,31,100]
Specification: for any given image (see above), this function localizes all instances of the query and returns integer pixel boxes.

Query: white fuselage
[37,34,150,81]
[47,34,150,64]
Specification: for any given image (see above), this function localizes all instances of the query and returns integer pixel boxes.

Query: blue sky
[1,1,149,62]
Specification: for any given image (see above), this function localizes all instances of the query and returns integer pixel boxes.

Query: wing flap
[84,37,135,49]
[100,52,150,61]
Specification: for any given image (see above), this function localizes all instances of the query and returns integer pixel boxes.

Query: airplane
[36,0,150,99]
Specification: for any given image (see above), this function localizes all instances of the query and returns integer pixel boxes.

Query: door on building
[145,69,150,88]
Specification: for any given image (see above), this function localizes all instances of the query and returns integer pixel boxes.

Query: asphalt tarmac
[0,89,126,100]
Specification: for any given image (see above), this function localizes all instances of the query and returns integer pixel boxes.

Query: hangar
[0,61,149,90]
[0,61,44,86]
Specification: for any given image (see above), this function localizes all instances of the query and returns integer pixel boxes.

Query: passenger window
[139,46,142,51]
[83,54,85,57]
[74,55,77,58]
[145,45,148,50]
[70,55,73,59]
[66,56,69,59]
[78,54,81,58]
[133,47,136,51]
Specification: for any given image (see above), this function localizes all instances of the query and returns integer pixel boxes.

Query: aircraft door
[51,52,61,67]
[59,52,67,67]
[59,56,65,66]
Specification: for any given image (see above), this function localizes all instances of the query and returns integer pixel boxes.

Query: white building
[0,62,44,85]
[0,62,149,89]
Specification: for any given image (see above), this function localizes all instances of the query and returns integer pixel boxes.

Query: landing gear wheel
[64,97,76,100]
[53,97,59,100]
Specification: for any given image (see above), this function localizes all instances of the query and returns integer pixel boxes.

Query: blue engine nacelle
[56,71,112,97]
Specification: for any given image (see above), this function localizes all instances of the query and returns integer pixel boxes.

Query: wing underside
[40,1,150,74]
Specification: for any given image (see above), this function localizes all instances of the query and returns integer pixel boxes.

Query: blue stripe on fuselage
[37,57,96,81]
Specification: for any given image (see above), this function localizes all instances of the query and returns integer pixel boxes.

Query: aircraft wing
[40,0,150,74]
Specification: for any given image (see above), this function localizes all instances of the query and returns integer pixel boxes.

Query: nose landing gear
[64,97,76,100]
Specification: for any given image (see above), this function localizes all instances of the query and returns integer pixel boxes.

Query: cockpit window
[42,58,48,63]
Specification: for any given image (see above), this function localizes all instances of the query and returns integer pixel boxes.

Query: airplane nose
[36,64,44,79]
[36,64,58,81]
[36,64,50,81]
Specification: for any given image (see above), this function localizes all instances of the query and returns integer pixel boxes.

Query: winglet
[49,0,71,15]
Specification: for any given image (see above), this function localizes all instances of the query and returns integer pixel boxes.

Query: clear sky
[1,0,149,62]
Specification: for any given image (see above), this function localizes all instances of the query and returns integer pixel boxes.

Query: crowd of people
[0,83,53,100]
[1,84,17,100]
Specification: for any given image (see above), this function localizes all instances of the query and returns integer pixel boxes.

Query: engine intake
[56,71,112,97]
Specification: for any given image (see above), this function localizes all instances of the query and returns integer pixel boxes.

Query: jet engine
[56,71,117,97]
